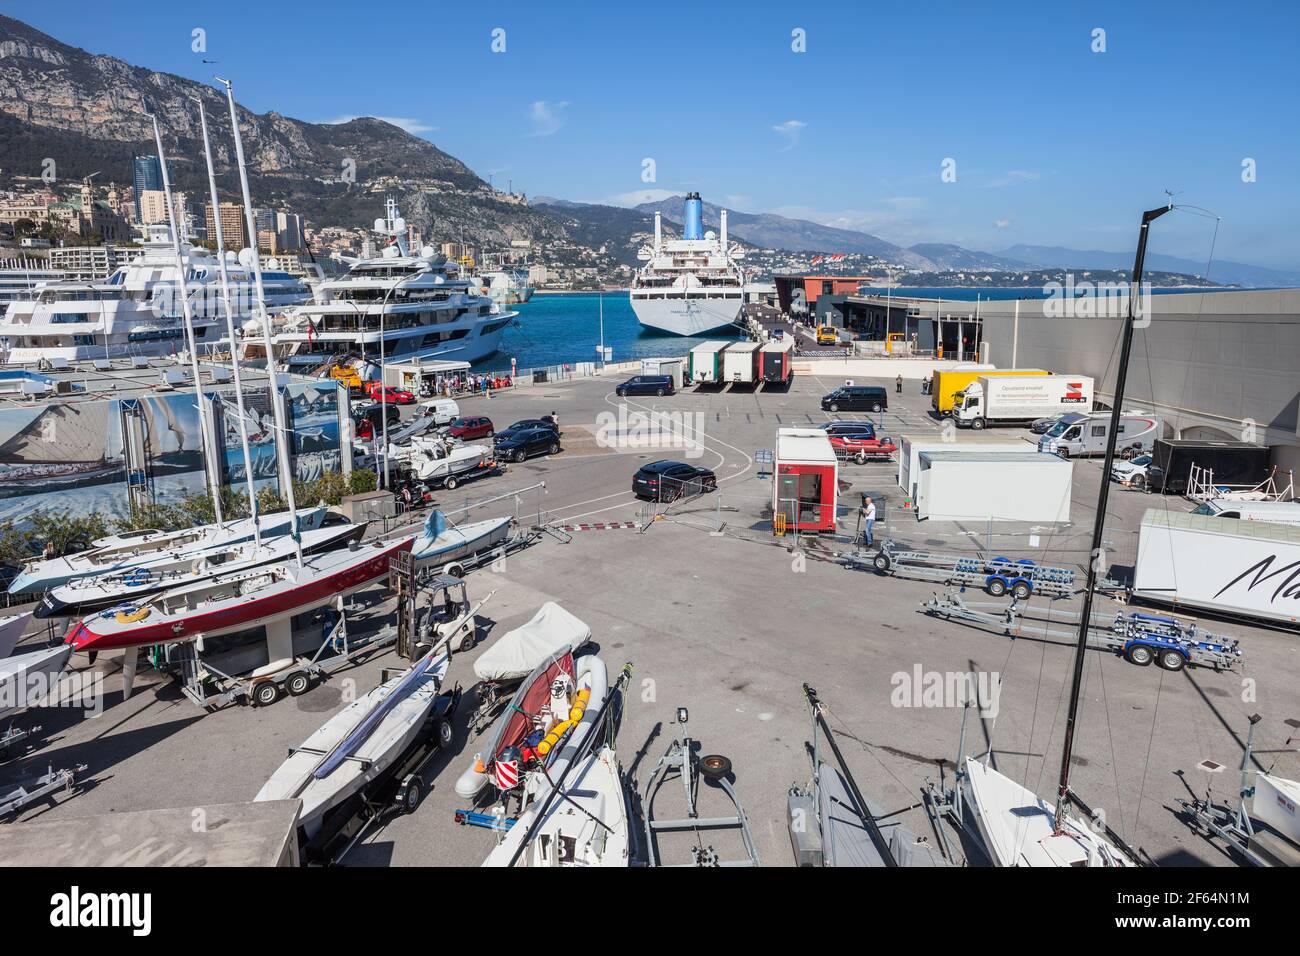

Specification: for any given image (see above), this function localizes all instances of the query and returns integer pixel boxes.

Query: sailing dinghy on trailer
[788,684,950,867]
[36,518,365,619]
[254,649,453,841]
[410,510,511,573]
[7,505,329,596]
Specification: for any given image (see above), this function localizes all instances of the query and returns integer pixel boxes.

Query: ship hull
[629,295,742,336]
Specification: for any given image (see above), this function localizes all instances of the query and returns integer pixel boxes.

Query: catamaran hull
[630,295,742,337]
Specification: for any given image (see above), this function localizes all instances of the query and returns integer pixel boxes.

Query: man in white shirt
[861,495,877,548]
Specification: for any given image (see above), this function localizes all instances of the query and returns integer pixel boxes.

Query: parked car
[448,416,494,441]
[1030,414,1066,435]
[818,420,877,440]
[495,427,561,462]
[632,460,718,501]
[494,419,558,444]
[821,385,888,413]
[616,374,675,397]
[1111,453,1154,488]
[367,384,415,405]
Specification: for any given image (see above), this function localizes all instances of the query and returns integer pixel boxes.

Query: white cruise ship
[267,200,516,367]
[629,193,746,336]
[0,224,310,364]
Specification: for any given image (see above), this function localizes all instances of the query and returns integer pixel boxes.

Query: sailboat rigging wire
[1131,665,1168,838]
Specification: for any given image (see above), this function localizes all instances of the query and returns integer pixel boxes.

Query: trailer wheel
[699,754,732,780]
[986,577,1008,597]
[285,671,312,696]
[1156,649,1187,672]
[872,551,892,573]
[434,717,454,749]
[1011,580,1033,601]
[396,774,424,814]
[855,451,868,465]
[445,475,458,490]
[1125,645,1154,667]
[458,631,475,653]
[252,681,282,706]
[444,562,465,579]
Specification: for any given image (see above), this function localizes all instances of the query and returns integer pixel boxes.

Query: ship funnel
[682,192,703,241]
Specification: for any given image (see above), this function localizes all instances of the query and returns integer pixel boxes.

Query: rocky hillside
[0,15,566,248]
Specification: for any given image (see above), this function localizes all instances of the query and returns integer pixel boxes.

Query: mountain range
[1,14,1296,288]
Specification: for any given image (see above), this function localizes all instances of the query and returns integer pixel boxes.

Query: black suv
[494,419,558,444]
[821,385,888,413]
[632,460,717,501]
[616,375,675,397]
[819,420,877,439]
[496,427,562,462]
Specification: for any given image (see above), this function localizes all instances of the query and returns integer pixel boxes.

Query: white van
[416,398,460,426]
[1190,499,1300,526]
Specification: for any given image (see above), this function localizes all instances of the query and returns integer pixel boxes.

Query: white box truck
[722,341,761,386]
[897,433,1031,496]
[1133,509,1300,628]
[953,374,1094,429]
[1036,411,1161,458]
[915,451,1073,523]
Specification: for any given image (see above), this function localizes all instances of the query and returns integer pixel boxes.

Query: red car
[368,384,415,405]
[448,416,494,440]
[829,434,897,464]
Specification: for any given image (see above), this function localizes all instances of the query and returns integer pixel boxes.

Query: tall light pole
[217,76,302,566]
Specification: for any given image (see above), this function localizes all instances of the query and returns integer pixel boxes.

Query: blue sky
[8,0,1299,268]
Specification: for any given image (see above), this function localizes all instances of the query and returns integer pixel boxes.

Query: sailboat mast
[1053,203,1172,832]
[148,111,225,525]
[218,76,304,566]
[196,97,262,548]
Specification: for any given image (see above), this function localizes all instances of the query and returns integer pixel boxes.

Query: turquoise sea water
[477,286,1230,373]
[478,292,741,372]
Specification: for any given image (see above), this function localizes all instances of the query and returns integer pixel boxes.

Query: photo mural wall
[0,380,349,528]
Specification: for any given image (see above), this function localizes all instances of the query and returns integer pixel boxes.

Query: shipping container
[773,427,839,533]
[930,366,1039,414]
[758,337,794,386]
[687,341,731,384]
[722,340,761,386]
[1036,411,1162,458]
[640,357,685,389]
[897,434,1032,498]
[953,375,1094,429]
[1148,439,1271,496]
[1133,509,1300,628]
[914,451,1073,523]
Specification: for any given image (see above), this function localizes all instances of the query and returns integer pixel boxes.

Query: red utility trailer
[773,427,839,533]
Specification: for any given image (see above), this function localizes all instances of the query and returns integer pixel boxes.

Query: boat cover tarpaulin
[473,602,591,681]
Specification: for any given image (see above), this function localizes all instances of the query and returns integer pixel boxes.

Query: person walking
[895,374,903,395]
[861,495,877,549]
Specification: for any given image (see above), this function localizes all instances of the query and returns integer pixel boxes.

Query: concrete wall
[978,289,1300,470]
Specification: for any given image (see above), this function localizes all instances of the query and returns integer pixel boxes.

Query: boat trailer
[1179,714,1300,867]
[640,708,759,867]
[919,592,1243,672]
[843,540,1077,599]
[2,762,83,819]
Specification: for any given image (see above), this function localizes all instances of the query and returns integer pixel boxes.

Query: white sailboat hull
[0,645,72,721]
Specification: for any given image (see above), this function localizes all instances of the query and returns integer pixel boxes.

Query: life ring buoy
[115,606,151,624]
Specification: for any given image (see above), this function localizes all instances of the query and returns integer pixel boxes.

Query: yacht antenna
[217,76,304,567]
[146,108,226,526]
[196,96,262,547]
[1053,202,1172,833]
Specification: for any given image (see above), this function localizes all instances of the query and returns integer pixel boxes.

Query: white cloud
[771,119,806,151]
[528,100,570,137]
[994,218,1013,229]
[986,170,1040,188]
[599,188,679,207]
[322,115,436,135]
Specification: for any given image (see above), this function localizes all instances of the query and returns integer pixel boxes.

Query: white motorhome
[1133,509,1300,628]
[953,375,1094,429]
[1037,411,1161,458]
